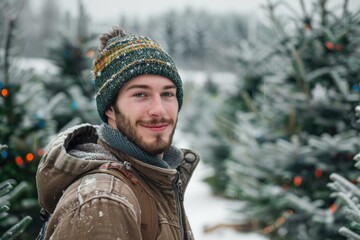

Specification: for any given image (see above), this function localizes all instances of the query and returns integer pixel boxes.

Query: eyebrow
[124,84,176,91]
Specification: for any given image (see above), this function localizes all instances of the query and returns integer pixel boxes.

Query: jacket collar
[98,138,199,189]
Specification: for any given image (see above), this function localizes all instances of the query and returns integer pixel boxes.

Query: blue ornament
[0,82,3,89]
[353,83,359,92]
[63,49,72,59]
[70,101,78,110]
[37,119,46,128]
[1,150,8,159]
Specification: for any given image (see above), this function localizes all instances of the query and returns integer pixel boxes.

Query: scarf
[97,123,183,169]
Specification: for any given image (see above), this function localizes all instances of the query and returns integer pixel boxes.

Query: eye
[162,92,176,97]
[133,92,148,98]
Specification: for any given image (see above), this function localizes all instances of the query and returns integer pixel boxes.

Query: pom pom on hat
[93,32,183,123]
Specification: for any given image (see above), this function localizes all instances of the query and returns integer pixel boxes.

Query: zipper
[174,172,187,240]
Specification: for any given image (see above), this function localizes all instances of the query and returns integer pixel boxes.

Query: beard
[113,108,177,156]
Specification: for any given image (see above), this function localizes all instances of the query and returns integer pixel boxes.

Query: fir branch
[0,205,10,215]
[0,216,32,240]
[240,91,258,113]
[291,47,310,101]
[339,226,360,240]
[343,209,360,223]
[330,173,360,199]
[0,182,28,205]
[0,181,14,198]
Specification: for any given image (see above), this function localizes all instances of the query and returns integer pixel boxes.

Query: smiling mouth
[141,123,169,131]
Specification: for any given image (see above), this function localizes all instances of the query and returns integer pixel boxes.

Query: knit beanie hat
[93,33,183,123]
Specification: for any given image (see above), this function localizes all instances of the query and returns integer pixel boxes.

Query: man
[36,27,199,240]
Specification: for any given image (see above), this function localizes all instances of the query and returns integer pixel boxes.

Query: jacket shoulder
[37,124,118,213]
[60,172,141,218]
[46,172,142,239]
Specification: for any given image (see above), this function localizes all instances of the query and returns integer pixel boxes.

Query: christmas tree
[45,0,99,128]
[329,105,360,239]
[0,1,58,238]
[227,0,360,239]
[183,0,360,239]
[0,145,32,240]
[1,0,98,238]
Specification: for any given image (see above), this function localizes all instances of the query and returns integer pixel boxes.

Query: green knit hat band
[93,35,183,123]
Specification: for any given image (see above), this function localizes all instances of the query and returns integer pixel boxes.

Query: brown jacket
[36,124,199,240]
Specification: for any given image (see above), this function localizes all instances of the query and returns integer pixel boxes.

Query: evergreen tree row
[182,0,360,239]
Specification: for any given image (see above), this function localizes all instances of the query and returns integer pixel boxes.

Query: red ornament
[1,88,9,97]
[293,176,302,186]
[329,204,337,214]
[335,44,344,51]
[315,169,323,178]
[325,41,334,50]
[26,153,34,162]
[15,156,24,166]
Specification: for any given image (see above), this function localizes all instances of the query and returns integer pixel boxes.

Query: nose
[148,95,166,118]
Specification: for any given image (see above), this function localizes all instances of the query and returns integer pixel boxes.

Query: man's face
[106,74,179,157]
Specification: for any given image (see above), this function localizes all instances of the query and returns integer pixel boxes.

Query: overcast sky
[32,0,265,22]
[31,0,360,23]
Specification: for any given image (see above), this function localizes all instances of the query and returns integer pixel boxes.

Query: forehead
[123,74,175,89]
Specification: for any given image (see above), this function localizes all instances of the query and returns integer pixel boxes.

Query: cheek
[167,103,179,119]
[120,103,144,120]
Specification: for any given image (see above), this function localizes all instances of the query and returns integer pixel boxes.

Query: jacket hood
[36,124,116,213]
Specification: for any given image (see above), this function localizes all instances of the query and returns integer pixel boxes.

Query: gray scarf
[97,123,183,169]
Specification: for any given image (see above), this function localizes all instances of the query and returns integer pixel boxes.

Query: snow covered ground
[184,160,268,240]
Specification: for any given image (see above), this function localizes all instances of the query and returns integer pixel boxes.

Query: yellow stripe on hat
[95,59,176,98]
[94,42,164,77]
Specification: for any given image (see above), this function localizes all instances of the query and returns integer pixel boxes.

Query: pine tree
[329,106,360,239]
[44,0,99,128]
[183,0,360,239]
[0,144,32,240]
[0,2,54,239]
[223,1,360,239]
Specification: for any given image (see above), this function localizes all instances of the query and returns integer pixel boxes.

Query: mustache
[137,118,175,125]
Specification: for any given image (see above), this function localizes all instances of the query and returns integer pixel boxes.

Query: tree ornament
[70,100,78,110]
[26,153,34,162]
[1,150,8,159]
[325,41,334,50]
[37,119,46,129]
[15,156,24,167]
[315,169,323,178]
[353,84,359,92]
[329,204,337,214]
[335,44,344,52]
[1,88,9,97]
[293,176,302,186]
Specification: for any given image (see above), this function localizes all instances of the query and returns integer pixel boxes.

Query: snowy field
[184,160,267,240]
